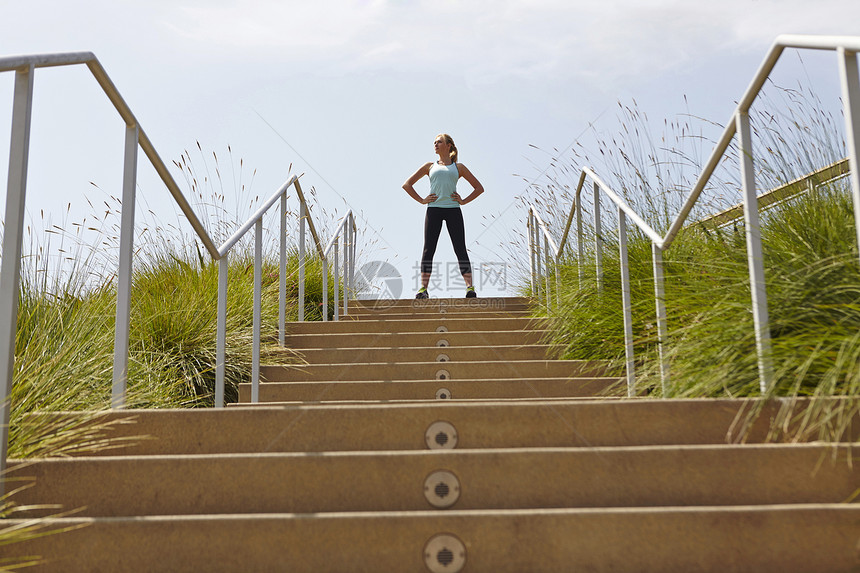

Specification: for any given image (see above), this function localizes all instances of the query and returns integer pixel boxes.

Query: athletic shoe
[416,287,429,299]
[465,286,477,298]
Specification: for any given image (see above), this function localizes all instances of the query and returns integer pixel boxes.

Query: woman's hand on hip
[452,192,464,205]
[422,193,438,204]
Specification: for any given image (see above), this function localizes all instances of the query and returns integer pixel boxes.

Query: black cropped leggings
[421,207,472,275]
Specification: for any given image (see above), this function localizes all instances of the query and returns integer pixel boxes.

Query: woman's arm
[453,163,484,205]
[402,162,436,204]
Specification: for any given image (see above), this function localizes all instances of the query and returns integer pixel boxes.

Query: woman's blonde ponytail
[440,133,458,163]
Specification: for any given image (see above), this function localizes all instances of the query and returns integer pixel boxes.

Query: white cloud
[159,0,859,93]
[4,0,859,86]
[166,0,385,51]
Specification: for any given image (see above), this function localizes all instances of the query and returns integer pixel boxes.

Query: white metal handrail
[528,34,860,398]
[321,212,357,322]
[0,52,358,491]
[213,174,337,407]
[526,204,559,309]
[696,158,851,229]
[219,179,355,405]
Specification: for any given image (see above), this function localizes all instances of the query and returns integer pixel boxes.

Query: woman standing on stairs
[402,133,484,299]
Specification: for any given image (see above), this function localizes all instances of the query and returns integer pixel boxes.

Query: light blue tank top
[428,162,460,208]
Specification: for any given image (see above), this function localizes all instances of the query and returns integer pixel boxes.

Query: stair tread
[10,444,856,516]
[263,358,602,367]
[4,506,857,573]
[11,441,855,460]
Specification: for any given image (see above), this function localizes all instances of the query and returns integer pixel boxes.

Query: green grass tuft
[525,84,859,443]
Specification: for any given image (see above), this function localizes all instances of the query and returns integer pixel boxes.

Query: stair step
[353,296,531,309]
[35,399,852,456]
[4,504,860,573]
[344,310,532,320]
[8,505,856,572]
[286,316,544,334]
[286,345,556,364]
[240,396,614,405]
[9,444,856,517]
[258,360,609,382]
[348,304,531,315]
[281,330,549,349]
[238,378,620,402]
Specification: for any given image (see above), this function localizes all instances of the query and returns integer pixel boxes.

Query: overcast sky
[1,1,859,297]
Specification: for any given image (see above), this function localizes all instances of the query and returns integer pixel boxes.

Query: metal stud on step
[435,325,448,333]
[435,388,452,400]
[423,470,461,508]
[436,339,449,347]
[436,353,450,362]
[425,420,458,450]
[424,533,466,573]
[435,369,450,380]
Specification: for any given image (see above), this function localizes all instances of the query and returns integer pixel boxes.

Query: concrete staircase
[4,296,859,572]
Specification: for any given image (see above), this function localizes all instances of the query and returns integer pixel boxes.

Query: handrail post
[737,111,774,393]
[279,192,287,346]
[576,197,584,287]
[618,208,636,397]
[342,240,348,315]
[348,215,353,291]
[350,214,356,295]
[252,220,262,403]
[594,181,603,292]
[0,65,35,491]
[652,243,669,395]
[838,47,860,265]
[343,224,350,316]
[322,258,329,321]
[544,234,551,309]
[111,123,139,408]
[215,255,228,407]
[334,238,340,322]
[534,221,543,300]
[298,200,306,322]
[528,212,536,296]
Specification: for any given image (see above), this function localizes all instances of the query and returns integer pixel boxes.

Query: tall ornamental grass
[9,244,335,459]
[525,83,859,442]
[5,145,339,460]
